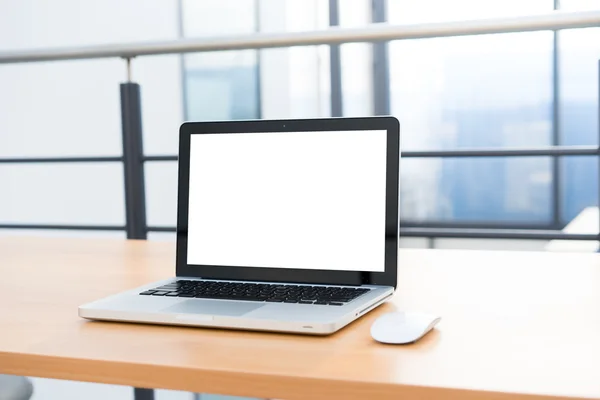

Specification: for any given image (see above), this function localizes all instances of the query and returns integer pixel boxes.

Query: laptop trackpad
[163,299,264,317]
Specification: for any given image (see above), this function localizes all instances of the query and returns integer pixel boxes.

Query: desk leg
[134,387,155,400]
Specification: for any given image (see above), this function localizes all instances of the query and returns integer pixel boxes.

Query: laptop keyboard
[139,280,370,306]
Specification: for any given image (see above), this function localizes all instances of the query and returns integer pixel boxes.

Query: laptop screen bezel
[176,117,399,288]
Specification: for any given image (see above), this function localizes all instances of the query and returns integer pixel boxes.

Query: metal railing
[2,10,600,62]
[1,9,600,244]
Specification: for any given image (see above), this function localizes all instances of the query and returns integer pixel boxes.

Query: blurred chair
[0,376,33,400]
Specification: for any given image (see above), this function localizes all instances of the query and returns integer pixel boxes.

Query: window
[558,0,600,223]
[387,0,573,225]
[181,0,259,121]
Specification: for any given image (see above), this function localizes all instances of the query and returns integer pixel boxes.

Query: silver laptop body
[80,117,400,335]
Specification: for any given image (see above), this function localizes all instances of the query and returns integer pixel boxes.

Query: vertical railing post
[120,59,153,400]
[133,388,155,400]
[120,62,148,241]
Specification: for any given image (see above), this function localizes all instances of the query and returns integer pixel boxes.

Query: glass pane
[0,60,123,158]
[339,0,373,117]
[185,51,259,121]
[0,163,125,225]
[145,161,178,227]
[401,158,552,223]
[557,27,600,224]
[137,55,184,156]
[259,0,330,118]
[390,32,553,151]
[0,0,176,50]
[387,0,551,24]
[558,28,599,146]
[388,0,554,226]
[560,157,599,224]
[182,0,259,121]
[1,0,181,157]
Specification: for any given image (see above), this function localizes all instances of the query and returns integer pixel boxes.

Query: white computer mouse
[370,311,441,344]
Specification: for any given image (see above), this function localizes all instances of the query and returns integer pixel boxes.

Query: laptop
[79,116,400,335]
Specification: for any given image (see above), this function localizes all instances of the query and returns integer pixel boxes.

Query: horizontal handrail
[1,10,599,64]
[1,146,596,164]
[144,225,599,241]
[140,145,600,163]
[401,145,600,158]
[0,156,123,163]
[1,223,596,241]
[400,227,599,241]
[0,223,124,231]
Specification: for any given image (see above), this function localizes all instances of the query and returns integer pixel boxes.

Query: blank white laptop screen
[187,130,387,272]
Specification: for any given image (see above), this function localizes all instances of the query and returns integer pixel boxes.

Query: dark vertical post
[329,0,343,117]
[372,0,390,115]
[121,61,152,400]
[133,388,155,400]
[598,59,600,248]
[120,81,148,240]
[551,0,561,229]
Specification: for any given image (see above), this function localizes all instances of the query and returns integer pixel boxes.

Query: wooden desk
[1,237,599,400]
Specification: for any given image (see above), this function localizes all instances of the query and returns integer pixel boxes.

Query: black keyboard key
[315,301,328,305]
[298,300,314,304]
[194,294,215,299]
[283,299,298,303]
[165,292,180,297]
[139,291,155,295]
[328,302,344,306]
[328,298,352,303]
[151,292,168,296]
[178,293,195,297]
[266,298,283,302]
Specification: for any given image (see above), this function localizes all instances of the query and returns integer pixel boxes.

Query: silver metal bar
[0,156,123,163]
[143,224,600,241]
[125,57,132,82]
[401,145,600,158]
[1,10,599,64]
[400,227,600,241]
[0,224,125,231]
[141,145,599,162]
